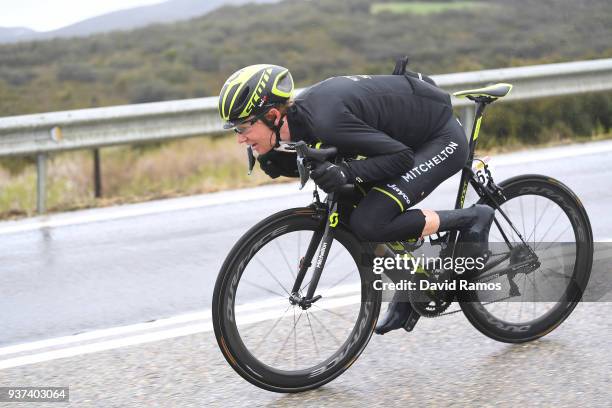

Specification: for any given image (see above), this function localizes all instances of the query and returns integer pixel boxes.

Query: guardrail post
[36,153,47,214]
[93,149,102,198]
[461,105,475,139]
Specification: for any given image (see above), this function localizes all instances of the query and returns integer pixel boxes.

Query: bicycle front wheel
[212,207,380,392]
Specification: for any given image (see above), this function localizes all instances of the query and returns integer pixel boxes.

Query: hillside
[0,0,610,143]
[0,0,279,43]
[0,0,611,217]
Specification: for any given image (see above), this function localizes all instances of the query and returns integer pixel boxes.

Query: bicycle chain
[448,268,521,317]
[416,265,511,318]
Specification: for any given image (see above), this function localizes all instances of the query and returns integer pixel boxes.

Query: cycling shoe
[375,291,419,334]
[455,204,495,259]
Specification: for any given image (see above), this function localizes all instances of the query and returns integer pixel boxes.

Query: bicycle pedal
[429,232,448,246]
[404,237,424,251]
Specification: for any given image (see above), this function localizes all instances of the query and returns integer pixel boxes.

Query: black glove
[257,150,299,179]
[310,161,353,193]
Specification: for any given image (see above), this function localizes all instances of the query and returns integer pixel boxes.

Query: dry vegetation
[1,130,609,220]
[0,135,288,219]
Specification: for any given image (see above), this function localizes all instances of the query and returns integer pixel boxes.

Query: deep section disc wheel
[460,175,593,343]
[212,207,380,392]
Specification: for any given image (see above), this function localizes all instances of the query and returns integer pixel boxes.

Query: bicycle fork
[289,194,339,309]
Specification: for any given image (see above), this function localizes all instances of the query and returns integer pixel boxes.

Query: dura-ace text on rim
[459,175,593,343]
[212,208,381,392]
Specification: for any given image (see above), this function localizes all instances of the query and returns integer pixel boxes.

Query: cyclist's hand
[311,161,352,193]
[258,150,299,179]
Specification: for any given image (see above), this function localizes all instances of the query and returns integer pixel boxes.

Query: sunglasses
[233,116,260,134]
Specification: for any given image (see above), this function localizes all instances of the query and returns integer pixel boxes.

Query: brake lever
[247,145,256,175]
[295,142,311,189]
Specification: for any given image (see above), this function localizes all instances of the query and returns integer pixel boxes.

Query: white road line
[0,323,212,370]
[491,139,612,166]
[0,310,210,357]
[1,140,611,236]
[0,181,313,235]
[0,288,361,370]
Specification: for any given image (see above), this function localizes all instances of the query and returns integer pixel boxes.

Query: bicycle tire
[212,207,381,392]
[460,174,593,343]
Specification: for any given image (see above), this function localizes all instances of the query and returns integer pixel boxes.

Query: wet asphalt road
[1,140,611,406]
[1,303,609,407]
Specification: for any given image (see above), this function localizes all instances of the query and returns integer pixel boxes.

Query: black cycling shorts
[372,116,468,210]
[348,116,469,242]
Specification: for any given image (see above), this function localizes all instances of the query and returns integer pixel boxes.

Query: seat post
[450,100,488,231]
[468,100,488,149]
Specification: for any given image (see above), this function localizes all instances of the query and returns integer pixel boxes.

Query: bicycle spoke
[309,311,342,347]
[305,311,321,359]
[525,198,552,245]
[519,196,527,238]
[300,276,313,293]
[504,204,521,242]
[537,224,572,252]
[502,299,510,321]
[538,266,556,290]
[272,309,303,366]
[301,265,354,295]
[254,255,291,296]
[312,303,355,324]
[251,303,292,353]
[293,308,297,369]
[533,209,564,249]
[460,178,589,334]
[533,196,537,249]
[297,231,302,273]
[242,279,287,299]
[325,247,344,269]
[527,272,540,316]
[274,239,296,280]
[525,196,538,248]
[253,305,291,352]
[325,268,358,293]
[517,273,528,321]
[540,267,571,281]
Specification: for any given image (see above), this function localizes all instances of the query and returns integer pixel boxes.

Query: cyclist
[218,64,494,334]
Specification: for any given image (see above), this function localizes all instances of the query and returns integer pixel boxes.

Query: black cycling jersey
[286,74,453,183]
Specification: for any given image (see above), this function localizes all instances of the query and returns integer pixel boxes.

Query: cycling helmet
[218,64,294,129]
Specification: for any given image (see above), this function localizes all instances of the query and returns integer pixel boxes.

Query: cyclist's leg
[349,116,470,334]
[349,116,469,242]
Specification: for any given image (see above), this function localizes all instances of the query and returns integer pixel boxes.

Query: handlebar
[247,141,354,194]
[293,141,354,194]
[294,142,338,163]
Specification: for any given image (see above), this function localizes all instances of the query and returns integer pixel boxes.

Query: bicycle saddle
[453,83,513,100]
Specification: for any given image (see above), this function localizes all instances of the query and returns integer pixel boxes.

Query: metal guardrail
[1,58,612,213]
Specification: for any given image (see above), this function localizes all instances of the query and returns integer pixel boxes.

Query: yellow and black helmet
[218,64,294,129]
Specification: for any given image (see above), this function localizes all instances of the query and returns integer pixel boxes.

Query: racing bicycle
[212,83,593,392]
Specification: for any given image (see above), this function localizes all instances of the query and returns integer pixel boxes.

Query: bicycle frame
[452,100,535,252]
[289,100,535,306]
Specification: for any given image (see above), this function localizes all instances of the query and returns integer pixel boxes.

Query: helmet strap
[261,112,285,148]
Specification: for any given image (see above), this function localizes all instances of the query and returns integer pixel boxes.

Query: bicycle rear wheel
[212,207,380,392]
[460,175,593,343]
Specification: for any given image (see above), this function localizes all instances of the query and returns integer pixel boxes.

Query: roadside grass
[0,132,610,220]
[370,1,488,15]
[0,135,285,219]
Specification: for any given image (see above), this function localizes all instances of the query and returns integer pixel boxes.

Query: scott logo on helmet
[242,69,272,117]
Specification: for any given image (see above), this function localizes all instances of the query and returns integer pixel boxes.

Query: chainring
[407,270,454,317]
